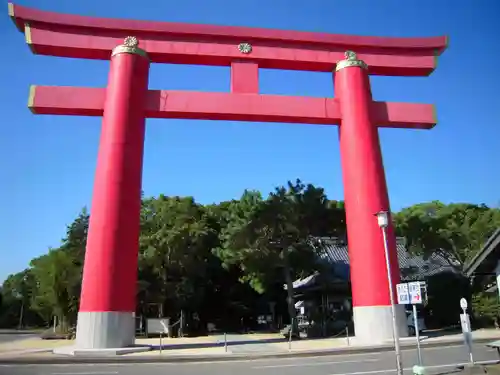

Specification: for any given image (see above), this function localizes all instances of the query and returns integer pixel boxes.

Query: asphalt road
[0,343,498,375]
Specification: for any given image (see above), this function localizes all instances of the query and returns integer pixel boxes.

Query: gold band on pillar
[335,51,368,72]
[111,36,149,59]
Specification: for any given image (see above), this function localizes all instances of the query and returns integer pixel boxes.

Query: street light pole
[376,211,403,375]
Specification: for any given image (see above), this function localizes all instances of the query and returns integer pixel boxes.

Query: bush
[472,292,500,328]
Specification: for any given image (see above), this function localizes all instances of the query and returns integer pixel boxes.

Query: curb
[0,337,496,365]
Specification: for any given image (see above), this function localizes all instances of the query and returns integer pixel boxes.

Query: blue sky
[1,0,499,283]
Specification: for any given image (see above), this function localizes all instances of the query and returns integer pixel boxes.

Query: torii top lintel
[8,3,447,76]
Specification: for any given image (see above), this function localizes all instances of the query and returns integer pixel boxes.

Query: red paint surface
[10,3,447,53]
[30,86,437,129]
[25,25,437,76]
[78,51,149,312]
[10,3,447,76]
[11,3,448,313]
[335,66,401,307]
[231,62,259,93]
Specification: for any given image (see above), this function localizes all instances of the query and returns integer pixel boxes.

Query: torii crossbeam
[9,2,447,353]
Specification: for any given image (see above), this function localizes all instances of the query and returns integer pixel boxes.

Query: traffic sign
[460,298,468,311]
[460,307,474,364]
[396,283,410,305]
[409,281,423,304]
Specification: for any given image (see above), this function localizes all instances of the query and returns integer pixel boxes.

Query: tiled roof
[312,237,459,282]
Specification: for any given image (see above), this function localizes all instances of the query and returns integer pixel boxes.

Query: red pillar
[231,61,259,94]
[75,37,150,349]
[334,51,407,343]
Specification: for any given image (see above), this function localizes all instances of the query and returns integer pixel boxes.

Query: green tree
[216,180,344,328]
[139,195,215,320]
[395,202,500,328]
[214,189,265,292]
[59,208,89,264]
[472,292,500,327]
[30,248,81,330]
[12,210,90,331]
[394,201,500,270]
[0,269,41,328]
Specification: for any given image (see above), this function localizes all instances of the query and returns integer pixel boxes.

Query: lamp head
[375,211,389,228]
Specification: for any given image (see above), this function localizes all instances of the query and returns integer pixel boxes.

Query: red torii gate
[9,3,447,351]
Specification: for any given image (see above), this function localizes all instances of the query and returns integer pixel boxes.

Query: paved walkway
[0,329,499,360]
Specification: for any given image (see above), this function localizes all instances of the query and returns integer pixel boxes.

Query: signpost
[146,318,170,354]
[460,298,474,364]
[396,283,410,305]
[408,282,424,368]
[397,281,427,374]
[409,282,423,304]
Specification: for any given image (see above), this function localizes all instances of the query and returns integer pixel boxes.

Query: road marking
[0,351,389,368]
[328,359,500,375]
[404,344,463,352]
[253,358,380,369]
[0,346,496,368]
[420,344,497,352]
[50,372,119,375]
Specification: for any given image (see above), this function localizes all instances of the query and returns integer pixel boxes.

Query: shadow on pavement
[149,337,287,351]
[423,327,462,339]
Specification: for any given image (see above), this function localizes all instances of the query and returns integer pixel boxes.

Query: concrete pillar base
[353,304,409,344]
[75,311,135,349]
[53,345,151,356]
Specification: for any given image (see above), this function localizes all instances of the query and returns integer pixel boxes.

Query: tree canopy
[394,202,500,270]
[1,180,499,331]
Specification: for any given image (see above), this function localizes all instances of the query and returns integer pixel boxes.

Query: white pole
[382,226,404,375]
[413,304,422,366]
[224,332,227,353]
[288,318,293,351]
[459,298,474,365]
